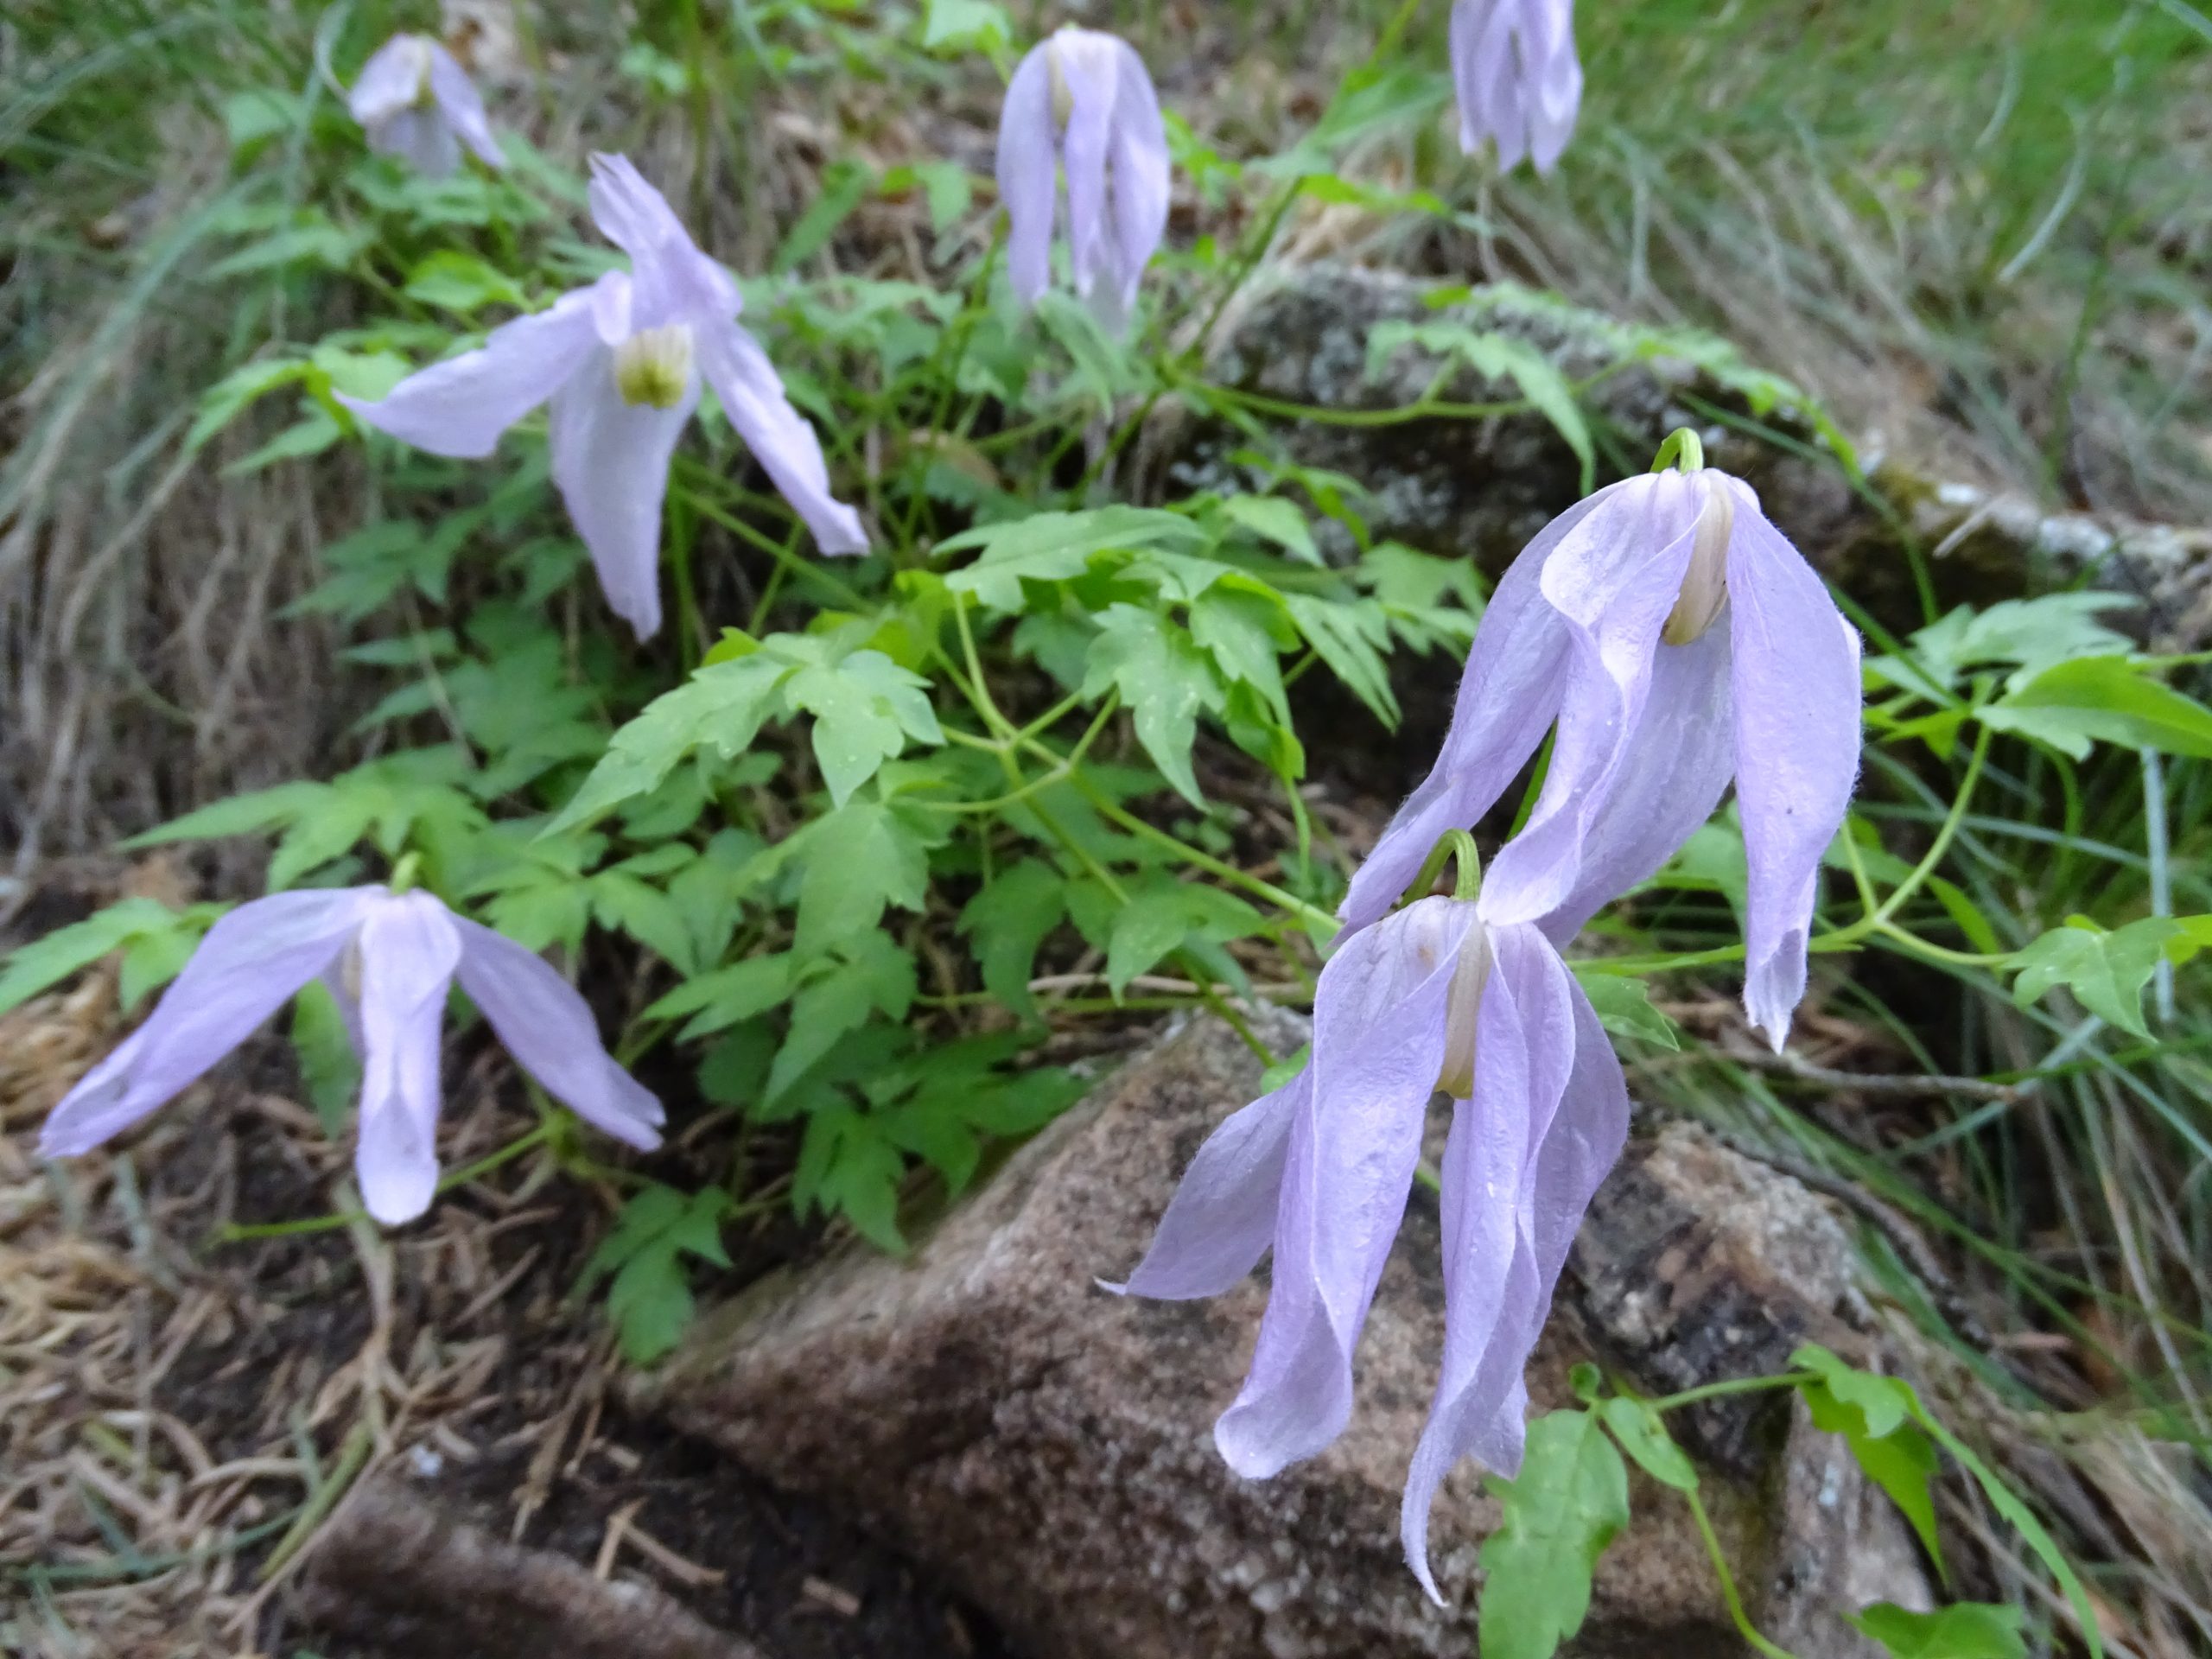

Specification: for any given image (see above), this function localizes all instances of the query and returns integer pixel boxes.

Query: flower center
[1661,476,1733,646]
[613,323,695,410]
[1433,923,1495,1100]
[401,36,437,108]
[1046,35,1077,129]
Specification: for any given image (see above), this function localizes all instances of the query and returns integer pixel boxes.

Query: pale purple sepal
[1729,507,1864,1048]
[996,28,1170,332]
[1213,899,1481,1478]
[349,34,504,179]
[1481,474,1700,926]
[1103,1067,1305,1300]
[1541,619,1735,942]
[353,892,463,1224]
[1338,486,1607,936]
[548,334,700,640]
[39,888,376,1157]
[450,918,664,1148]
[1399,922,1627,1600]
[37,887,662,1226]
[338,153,867,636]
[1449,0,1582,175]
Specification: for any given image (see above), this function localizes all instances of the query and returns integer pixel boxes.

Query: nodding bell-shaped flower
[1449,0,1582,175]
[996,25,1171,332]
[1109,888,1631,1600]
[339,155,867,639]
[38,885,663,1226]
[1339,448,1863,1052]
[348,33,505,179]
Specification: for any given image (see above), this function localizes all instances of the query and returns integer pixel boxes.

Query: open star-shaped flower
[39,886,662,1224]
[339,155,866,639]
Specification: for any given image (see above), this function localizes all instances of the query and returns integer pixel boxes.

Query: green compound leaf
[0,897,219,1020]
[2007,915,2180,1039]
[1220,493,1322,564]
[547,652,788,835]
[938,507,1205,613]
[1598,1398,1699,1493]
[957,859,1068,1023]
[1569,969,1682,1052]
[579,1184,734,1365]
[1980,654,2212,760]
[1795,1344,2101,1650]
[1847,1602,2027,1659]
[1080,604,1223,807]
[793,801,932,959]
[769,931,918,1105]
[1478,1408,1630,1659]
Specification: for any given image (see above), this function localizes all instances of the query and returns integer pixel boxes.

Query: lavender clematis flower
[997,25,1171,332]
[38,886,662,1225]
[1449,0,1582,175]
[1109,893,1630,1599]
[1338,465,1862,1050]
[339,155,866,639]
[348,33,505,179]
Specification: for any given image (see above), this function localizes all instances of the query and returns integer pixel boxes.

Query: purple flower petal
[1214,899,1478,1478]
[1105,1066,1306,1300]
[1338,488,1614,936]
[996,41,1058,307]
[1055,33,1116,320]
[1484,474,1702,925]
[1103,37,1170,322]
[697,321,868,557]
[587,154,739,327]
[353,893,462,1225]
[451,918,664,1147]
[1727,494,1862,1048]
[547,343,698,639]
[370,106,462,178]
[349,35,431,129]
[1540,618,1736,942]
[426,41,504,169]
[39,889,377,1160]
[1400,922,1573,1599]
[338,284,601,459]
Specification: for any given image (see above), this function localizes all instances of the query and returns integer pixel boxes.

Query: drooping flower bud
[996,24,1171,332]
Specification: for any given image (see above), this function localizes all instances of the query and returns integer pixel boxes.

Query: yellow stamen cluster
[613,323,695,410]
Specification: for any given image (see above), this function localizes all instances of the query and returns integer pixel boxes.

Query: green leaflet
[1478,1409,1631,1659]
[577,1185,734,1365]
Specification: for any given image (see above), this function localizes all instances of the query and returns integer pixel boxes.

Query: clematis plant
[1339,435,1862,1050]
[340,154,866,640]
[347,32,505,180]
[38,880,662,1226]
[1449,0,1582,175]
[997,24,1171,332]
[1111,850,1630,1599]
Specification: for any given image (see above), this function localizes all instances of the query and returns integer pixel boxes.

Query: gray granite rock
[640,1011,1929,1659]
[1145,264,2212,646]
